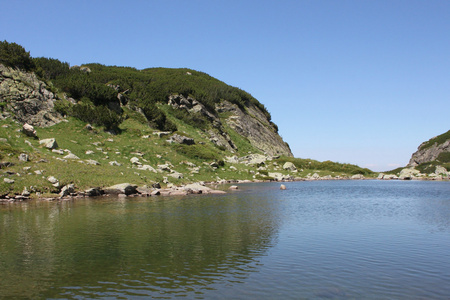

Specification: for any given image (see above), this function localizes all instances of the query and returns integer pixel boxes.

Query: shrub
[0,40,35,71]
[68,102,122,131]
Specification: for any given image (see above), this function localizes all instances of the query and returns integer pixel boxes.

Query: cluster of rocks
[0,64,62,127]
[378,166,449,180]
[0,182,230,203]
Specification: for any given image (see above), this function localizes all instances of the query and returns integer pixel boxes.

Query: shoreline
[1,176,448,204]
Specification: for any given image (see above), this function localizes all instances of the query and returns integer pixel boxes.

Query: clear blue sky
[2,0,449,171]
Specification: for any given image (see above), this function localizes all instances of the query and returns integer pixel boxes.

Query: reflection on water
[1,180,450,299]
[0,193,281,299]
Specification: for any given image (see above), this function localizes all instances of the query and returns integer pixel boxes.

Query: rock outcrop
[407,130,450,166]
[167,94,292,157]
[216,100,292,157]
[0,64,62,127]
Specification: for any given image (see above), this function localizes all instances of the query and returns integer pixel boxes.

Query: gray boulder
[63,153,80,160]
[283,162,297,171]
[85,187,104,197]
[166,134,195,145]
[3,178,14,184]
[39,138,58,149]
[18,153,29,162]
[103,183,138,195]
[399,168,420,180]
[22,123,37,138]
[60,184,75,197]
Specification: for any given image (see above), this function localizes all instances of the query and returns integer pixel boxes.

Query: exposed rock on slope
[407,130,450,166]
[168,94,293,157]
[0,64,62,127]
[216,100,292,157]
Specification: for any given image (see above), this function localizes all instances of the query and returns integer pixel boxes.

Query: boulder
[280,184,286,190]
[109,161,122,166]
[60,184,75,197]
[130,157,141,165]
[63,153,80,160]
[137,164,157,172]
[22,187,30,197]
[399,168,420,180]
[229,185,239,190]
[47,176,59,184]
[351,174,365,180]
[166,134,195,145]
[52,149,64,155]
[22,123,37,138]
[169,172,183,179]
[157,164,172,172]
[269,172,293,181]
[103,183,138,195]
[240,154,268,165]
[39,138,58,149]
[85,187,104,197]
[3,178,14,184]
[85,159,100,165]
[283,162,297,171]
[18,153,29,162]
[183,183,212,193]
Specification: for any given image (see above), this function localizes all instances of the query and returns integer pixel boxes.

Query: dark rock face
[0,64,62,127]
[408,133,450,166]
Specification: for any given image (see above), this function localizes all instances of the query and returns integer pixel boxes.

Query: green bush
[33,57,70,80]
[61,102,122,131]
[0,40,35,71]
[436,152,450,163]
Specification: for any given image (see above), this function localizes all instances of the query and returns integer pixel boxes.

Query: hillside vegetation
[0,41,376,198]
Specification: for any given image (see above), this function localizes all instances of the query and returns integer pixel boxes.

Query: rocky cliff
[167,94,292,157]
[407,130,450,166]
[0,64,62,127]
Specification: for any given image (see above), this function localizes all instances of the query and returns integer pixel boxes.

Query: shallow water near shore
[1,180,449,299]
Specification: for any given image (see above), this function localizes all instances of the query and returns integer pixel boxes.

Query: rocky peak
[407,130,450,166]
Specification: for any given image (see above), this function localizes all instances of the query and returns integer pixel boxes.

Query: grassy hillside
[0,41,378,198]
[0,116,376,197]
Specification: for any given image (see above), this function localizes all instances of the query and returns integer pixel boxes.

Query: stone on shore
[103,183,138,195]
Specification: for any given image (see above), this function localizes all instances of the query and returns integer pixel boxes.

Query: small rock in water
[280,184,286,190]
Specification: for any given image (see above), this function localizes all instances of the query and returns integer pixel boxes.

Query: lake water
[1,180,449,299]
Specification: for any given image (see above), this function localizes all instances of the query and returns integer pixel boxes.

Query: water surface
[1,180,449,299]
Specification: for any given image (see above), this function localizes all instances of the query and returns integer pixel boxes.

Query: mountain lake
[1,180,449,299]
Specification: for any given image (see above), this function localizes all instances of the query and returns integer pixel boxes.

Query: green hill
[0,41,375,199]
